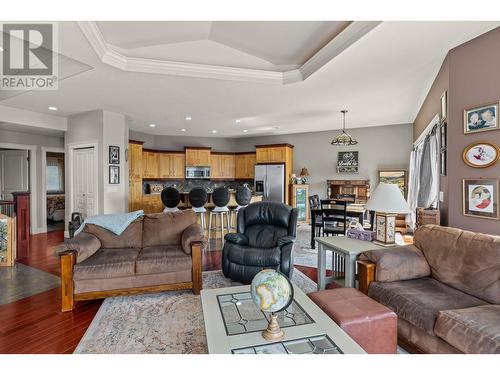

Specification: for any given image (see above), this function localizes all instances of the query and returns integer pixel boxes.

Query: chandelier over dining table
[330,110,358,146]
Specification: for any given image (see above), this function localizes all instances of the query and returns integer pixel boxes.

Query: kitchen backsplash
[143,179,254,194]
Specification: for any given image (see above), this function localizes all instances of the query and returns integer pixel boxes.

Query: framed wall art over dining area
[462,178,499,220]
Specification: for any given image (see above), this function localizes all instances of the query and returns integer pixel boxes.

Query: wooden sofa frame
[357,259,376,295]
[58,242,203,312]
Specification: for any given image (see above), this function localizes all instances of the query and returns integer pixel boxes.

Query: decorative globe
[250,269,293,313]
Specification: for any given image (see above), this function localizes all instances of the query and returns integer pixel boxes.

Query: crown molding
[78,21,381,85]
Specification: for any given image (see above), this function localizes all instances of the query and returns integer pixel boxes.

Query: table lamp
[364,183,411,246]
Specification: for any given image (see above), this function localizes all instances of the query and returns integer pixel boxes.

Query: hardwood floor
[0,231,325,354]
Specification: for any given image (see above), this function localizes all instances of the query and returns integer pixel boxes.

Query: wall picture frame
[463,102,499,134]
[337,151,359,173]
[378,169,407,198]
[109,165,120,184]
[462,178,498,220]
[440,91,447,121]
[109,145,120,164]
[462,142,499,168]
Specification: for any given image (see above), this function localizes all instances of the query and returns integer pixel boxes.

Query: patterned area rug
[0,263,60,305]
[294,224,333,269]
[74,269,316,354]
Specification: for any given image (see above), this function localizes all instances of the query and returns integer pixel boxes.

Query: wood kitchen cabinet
[142,150,159,178]
[211,153,235,179]
[142,194,163,214]
[255,144,292,163]
[185,147,211,166]
[158,152,185,178]
[128,141,143,180]
[235,153,256,179]
[128,180,143,212]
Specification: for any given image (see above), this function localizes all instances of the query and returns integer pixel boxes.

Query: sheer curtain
[407,125,440,228]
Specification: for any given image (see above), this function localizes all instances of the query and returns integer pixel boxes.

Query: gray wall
[132,123,413,198]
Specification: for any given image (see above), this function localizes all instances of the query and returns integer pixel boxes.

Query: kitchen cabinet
[158,152,185,178]
[255,144,292,163]
[235,153,256,179]
[129,142,143,180]
[142,151,159,178]
[211,153,235,179]
[129,180,143,212]
[142,194,163,214]
[185,148,211,166]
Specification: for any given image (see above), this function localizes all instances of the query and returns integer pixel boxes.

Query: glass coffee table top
[232,335,343,354]
[217,292,313,335]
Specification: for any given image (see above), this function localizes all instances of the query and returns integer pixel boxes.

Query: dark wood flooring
[0,231,324,354]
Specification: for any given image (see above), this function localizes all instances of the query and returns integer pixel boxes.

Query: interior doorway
[0,149,30,201]
[46,152,65,232]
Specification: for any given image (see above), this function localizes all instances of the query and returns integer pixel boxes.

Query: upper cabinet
[255,144,293,164]
[211,153,235,179]
[158,152,185,178]
[185,147,211,166]
[235,153,256,179]
[142,150,159,178]
[129,142,143,180]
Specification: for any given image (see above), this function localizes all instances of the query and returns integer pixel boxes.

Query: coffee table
[201,283,366,354]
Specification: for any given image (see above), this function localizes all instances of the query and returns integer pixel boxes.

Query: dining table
[310,201,366,249]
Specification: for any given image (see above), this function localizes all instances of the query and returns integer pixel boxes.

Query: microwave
[185,166,211,179]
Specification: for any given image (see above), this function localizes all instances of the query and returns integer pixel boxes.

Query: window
[46,156,64,193]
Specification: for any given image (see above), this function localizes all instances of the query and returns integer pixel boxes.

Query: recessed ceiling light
[185,116,192,121]
[243,129,248,133]
[211,130,218,134]
[180,128,187,132]
[0,47,4,52]
[235,119,241,123]
[48,106,58,111]
[149,123,156,128]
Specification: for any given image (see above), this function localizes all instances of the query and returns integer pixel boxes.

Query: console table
[315,236,385,290]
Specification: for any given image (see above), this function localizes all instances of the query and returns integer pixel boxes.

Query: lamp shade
[364,183,411,214]
[299,168,309,177]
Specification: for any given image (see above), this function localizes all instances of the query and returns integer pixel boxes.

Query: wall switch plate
[439,191,444,202]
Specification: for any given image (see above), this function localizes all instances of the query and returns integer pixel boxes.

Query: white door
[72,147,97,220]
[0,150,29,200]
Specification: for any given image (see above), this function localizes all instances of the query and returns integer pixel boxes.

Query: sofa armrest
[277,235,295,249]
[191,241,203,295]
[55,232,101,263]
[181,223,207,255]
[358,244,431,283]
[357,260,376,295]
[225,233,249,246]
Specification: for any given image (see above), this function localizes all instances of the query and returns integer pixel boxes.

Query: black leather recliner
[222,201,298,284]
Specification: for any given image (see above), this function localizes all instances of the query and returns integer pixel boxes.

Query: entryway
[46,152,65,232]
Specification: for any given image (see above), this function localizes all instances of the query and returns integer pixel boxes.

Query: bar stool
[189,187,208,229]
[208,186,230,242]
[229,185,252,229]
[161,187,181,213]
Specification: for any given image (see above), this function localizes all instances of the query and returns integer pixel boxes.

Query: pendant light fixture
[330,110,358,146]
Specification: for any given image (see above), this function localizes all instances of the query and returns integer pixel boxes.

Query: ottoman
[308,288,397,354]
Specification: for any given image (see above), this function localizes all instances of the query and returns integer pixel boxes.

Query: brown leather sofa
[56,210,206,312]
[358,225,500,354]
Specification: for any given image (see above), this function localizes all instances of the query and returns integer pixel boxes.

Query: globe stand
[262,313,284,342]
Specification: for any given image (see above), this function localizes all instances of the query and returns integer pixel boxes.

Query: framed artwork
[463,102,499,134]
[462,142,499,168]
[440,91,447,121]
[337,151,359,173]
[440,149,447,176]
[440,122,447,176]
[109,145,120,164]
[378,169,407,197]
[109,165,120,184]
[462,178,498,220]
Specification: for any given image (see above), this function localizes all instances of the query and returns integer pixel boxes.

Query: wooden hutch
[326,179,370,204]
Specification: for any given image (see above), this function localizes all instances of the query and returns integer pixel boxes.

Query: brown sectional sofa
[56,210,207,312]
[358,225,500,354]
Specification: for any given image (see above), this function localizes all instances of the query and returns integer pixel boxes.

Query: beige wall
[413,27,500,235]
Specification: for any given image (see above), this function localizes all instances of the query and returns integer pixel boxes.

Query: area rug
[294,224,333,269]
[74,268,316,354]
[0,263,60,305]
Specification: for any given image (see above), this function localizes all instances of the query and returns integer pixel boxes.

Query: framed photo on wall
[109,145,120,164]
[440,91,447,121]
[337,151,359,173]
[378,169,407,197]
[109,165,120,184]
[462,178,498,220]
[463,102,499,134]
[462,142,499,168]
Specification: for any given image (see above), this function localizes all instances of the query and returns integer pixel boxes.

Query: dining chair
[321,200,348,236]
[309,195,323,236]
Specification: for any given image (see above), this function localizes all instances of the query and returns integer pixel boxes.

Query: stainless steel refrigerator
[254,164,285,203]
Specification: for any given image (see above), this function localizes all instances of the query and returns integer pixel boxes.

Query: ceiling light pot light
[243,129,248,133]
[235,119,241,123]
[185,116,192,121]
[331,110,358,146]
[48,106,58,111]
[149,123,156,127]
[211,130,218,134]
[180,128,187,132]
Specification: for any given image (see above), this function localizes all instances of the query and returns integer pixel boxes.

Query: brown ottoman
[308,288,397,354]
